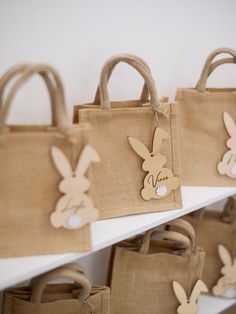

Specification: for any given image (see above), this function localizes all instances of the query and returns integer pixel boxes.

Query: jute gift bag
[74,54,182,219]
[185,196,236,298]
[2,263,110,314]
[0,64,99,257]
[175,47,236,186]
[110,219,206,314]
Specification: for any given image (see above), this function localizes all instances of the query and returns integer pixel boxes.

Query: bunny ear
[189,280,208,304]
[152,127,169,154]
[218,244,232,267]
[51,146,73,178]
[75,145,100,176]
[223,112,236,137]
[172,281,187,304]
[128,137,150,159]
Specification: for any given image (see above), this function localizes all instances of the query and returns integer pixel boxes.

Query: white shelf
[199,295,236,314]
[0,186,236,291]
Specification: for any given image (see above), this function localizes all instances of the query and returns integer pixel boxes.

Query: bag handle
[30,267,92,304]
[196,47,236,92]
[139,218,195,255]
[0,64,70,134]
[98,54,160,112]
[192,197,236,225]
[208,57,236,75]
[94,55,150,105]
[222,196,236,225]
[146,229,190,249]
[0,64,59,126]
[29,263,85,286]
[135,55,236,102]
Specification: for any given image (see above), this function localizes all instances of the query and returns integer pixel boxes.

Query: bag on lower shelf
[185,196,236,299]
[223,303,236,314]
[2,263,110,314]
[0,64,99,257]
[110,219,206,314]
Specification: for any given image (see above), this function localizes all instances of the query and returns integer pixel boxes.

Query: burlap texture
[185,197,236,293]
[2,265,110,314]
[74,54,182,219]
[0,64,92,257]
[110,219,205,314]
[175,47,236,186]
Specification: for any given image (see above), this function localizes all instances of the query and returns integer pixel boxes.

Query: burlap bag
[223,303,236,313]
[2,264,110,314]
[110,219,205,314]
[185,196,236,297]
[0,64,94,257]
[74,54,182,219]
[175,47,236,186]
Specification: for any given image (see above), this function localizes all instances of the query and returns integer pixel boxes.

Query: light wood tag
[50,145,100,230]
[218,112,236,178]
[173,280,208,314]
[128,127,180,200]
[213,245,236,298]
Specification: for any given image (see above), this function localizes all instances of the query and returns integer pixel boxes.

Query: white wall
[0,0,235,125]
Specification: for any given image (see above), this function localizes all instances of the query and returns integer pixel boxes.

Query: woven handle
[30,267,91,304]
[0,64,59,126]
[147,229,190,248]
[29,263,85,286]
[98,54,159,111]
[139,218,195,255]
[192,196,236,224]
[94,55,150,105]
[222,196,236,224]
[197,47,236,92]
[136,55,236,102]
[0,64,69,134]
[208,57,236,75]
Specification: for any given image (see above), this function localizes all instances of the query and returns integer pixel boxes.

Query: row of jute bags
[3,200,236,314]
[1,47,236,258]
[2,219,207,314]
[109,198,236,314]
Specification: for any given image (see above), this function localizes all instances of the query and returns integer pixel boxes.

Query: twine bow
[156,105,170,119]
[142,101,170,119]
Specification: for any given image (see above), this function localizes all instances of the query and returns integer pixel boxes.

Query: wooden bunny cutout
[218,112,236,178]
[50,145,100,230]
[213,245,236,298]
[173,280,208,314]
[128,127,180,200]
